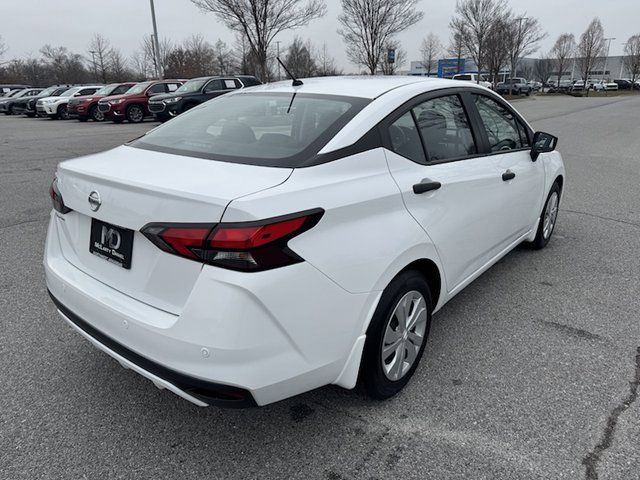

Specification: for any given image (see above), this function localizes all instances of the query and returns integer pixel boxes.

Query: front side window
[474,95,528,152]
[388,111,426,163]
[131,92,368,167]
[413,95,477,161]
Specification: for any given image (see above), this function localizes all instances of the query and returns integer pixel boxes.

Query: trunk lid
[54,145,292,314]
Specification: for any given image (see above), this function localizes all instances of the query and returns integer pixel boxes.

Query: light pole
[89,50,97,81]
[602,37,616,82]
[276,41,281,81]
[149,0,163,79]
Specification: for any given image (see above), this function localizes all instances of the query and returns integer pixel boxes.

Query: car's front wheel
[126,104,145,123]
[529,182,561,250]
[57,104,69,120]
[89,105,104,122]
[360,270,433,400]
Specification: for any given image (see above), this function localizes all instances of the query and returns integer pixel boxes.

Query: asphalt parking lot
[2,95,639,480]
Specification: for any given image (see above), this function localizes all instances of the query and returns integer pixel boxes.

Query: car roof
[240,76,465,99]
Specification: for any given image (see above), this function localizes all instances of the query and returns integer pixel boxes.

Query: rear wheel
[528,182,561,250]
[360,270,432,400]
[89,105,104,122]
[126,104,144,123]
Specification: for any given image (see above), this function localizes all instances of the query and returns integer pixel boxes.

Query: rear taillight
[49,177,71,214]
[141,209,324,272]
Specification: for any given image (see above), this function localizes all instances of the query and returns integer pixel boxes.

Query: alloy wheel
[381,290,428,381]
[542,191,559,240]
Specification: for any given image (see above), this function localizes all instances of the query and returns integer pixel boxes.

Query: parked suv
[0,88,43,115]
[148,75,261,121]
[98,79,185,123]
[36,85,103,119]
[496,78,532,96]
[15,86,72,117]
[68,82,136,122]
[451,73,492,89]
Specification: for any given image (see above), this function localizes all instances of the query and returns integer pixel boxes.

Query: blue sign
[438,58,465,78]
[387,49,396,64]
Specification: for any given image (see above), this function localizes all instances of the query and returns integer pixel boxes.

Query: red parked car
[68,82,136,122]
[97,79,185,123]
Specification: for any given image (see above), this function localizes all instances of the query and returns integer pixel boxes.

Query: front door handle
[413,180,442,194]
[502,170,516,181]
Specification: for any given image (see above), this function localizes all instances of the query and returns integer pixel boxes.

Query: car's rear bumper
[49,292,257,407]
[44,211,373,406]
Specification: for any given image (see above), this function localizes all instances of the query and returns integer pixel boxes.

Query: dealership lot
[1,95,639,479]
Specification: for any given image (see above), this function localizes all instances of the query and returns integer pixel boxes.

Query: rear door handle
[413,180,442,194]
[502,170,516,181]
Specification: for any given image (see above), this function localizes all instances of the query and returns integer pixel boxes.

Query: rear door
[384,90,511,293]
[471,93,544,239]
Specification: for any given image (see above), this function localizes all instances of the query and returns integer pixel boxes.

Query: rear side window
[474,95,528,151]
[148,83,166,94]
[131,93,369,167]
[79,88,99,96]
[388,111,426,163]
[413,95,477,161]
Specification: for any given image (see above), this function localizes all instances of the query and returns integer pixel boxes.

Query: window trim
[379,87,484,165]
[469,92,533,154]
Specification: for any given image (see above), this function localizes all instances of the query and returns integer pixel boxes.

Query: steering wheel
[492,138,517,151]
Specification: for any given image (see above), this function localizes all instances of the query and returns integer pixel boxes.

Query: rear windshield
[130,92,369,167]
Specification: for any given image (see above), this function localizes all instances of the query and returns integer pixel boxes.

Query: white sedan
[45,77,565,407]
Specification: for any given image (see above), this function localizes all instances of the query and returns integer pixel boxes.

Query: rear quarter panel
[222,149,446,305]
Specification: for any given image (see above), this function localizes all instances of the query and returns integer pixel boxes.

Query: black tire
[126,104,145,123]
[6,105,13,115]
[57,104,69,120]
[89,105,104,122]
[26,112,36,118]
[528,182,561,250]
[360,270,433,400]
[78,116,88,122]
[525,89,531,96]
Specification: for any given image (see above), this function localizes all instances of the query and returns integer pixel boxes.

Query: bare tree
[191,0,326,81]
[550,33,575,87]
[534,56,554,85]
[142,35,175,78]
[505,15,545,87]
[338,0,423,75]
[576,18,605,96]
[212,39,236,75]
[624,34,640,90]
[185,34,216,76]
[88,34,112,83]
[450,0,508,83]
[40,45,88,83]
[316,43,341,76]
[379,42,406,75]
[0,35,7,61]
[420,33,441,77]
[447,30,467,76]
[484,15,511,86]
[284,37,317,77]
[108,49,132,81]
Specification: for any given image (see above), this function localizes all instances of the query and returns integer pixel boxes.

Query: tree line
[0,0,639,88]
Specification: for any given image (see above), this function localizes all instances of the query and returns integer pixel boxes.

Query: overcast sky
[2,0,638,72]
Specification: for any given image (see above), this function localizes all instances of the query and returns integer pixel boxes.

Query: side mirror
[531,131,558,161]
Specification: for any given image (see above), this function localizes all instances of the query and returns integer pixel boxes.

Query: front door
[384,93,511,293]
